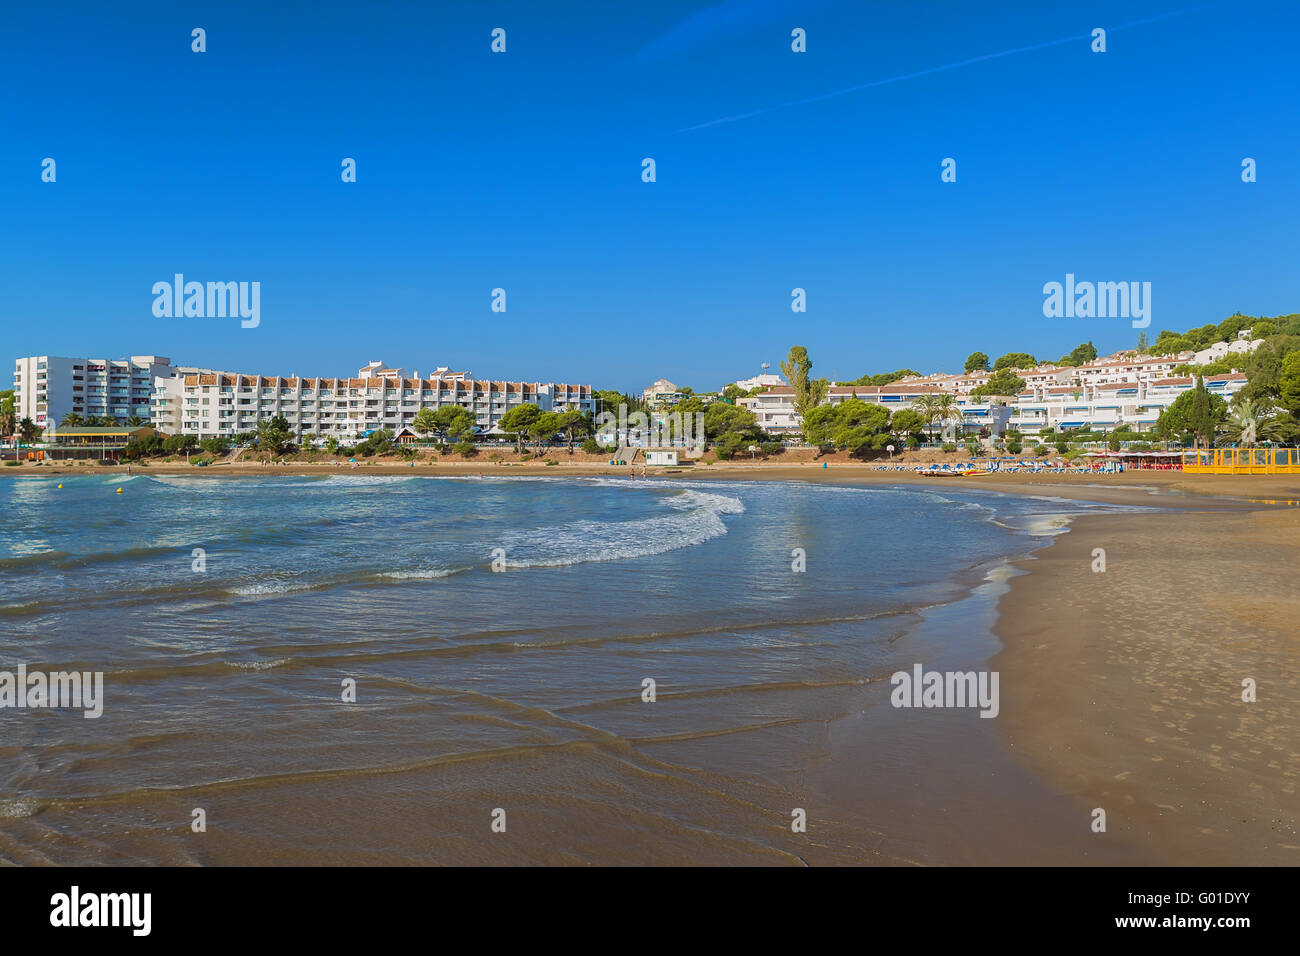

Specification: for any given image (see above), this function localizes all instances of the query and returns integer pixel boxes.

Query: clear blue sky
[4,0,1298,392]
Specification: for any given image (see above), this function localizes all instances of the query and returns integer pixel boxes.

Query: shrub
[3,460,19,466]
[454,442,477,457]
[580,438,604,455]
[758,441,784,456]
[545,459,558,466]
[1034,445,1051,457]
[941,442,957,453]
[1006,440,1023,454]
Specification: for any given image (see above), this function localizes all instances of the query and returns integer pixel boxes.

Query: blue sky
[3,0,1298,392]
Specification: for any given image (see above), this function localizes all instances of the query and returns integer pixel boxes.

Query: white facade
[731,372,786,391]
[1191,337,1264,365]
[151,367,595,439]
[642,379,682,408]
[739,384,1013,438]
[1012,374,1248,435]
[12,355,176,432]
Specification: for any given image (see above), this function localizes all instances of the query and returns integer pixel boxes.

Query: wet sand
[990,506,1300,865]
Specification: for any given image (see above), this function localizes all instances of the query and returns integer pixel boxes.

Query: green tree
[527,411,564,452]
[1157,377,1227,448]
[993,352,1036,371]
[127,415,146,427]
[0,392,15,438]
[779,346,829,433]
[412,407,439,439]
[433,406,476,443]
[889,409,926,439]
[849,369,921,387]
[256,415,293,455]
[17,418,41,443]
[1066,341,1098,366]
[702,402,759,440]
[964,352,990,373]
[557,409,592,450]
[60,412,85,427]
[970,369,1027,400]
[721,384,745,401]
[500,403,542,452]
[1280,350,1300,414]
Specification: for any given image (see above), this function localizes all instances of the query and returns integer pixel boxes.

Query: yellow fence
[1183,448,1300,474]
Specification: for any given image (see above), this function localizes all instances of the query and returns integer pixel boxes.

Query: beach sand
[990,506,1300,865]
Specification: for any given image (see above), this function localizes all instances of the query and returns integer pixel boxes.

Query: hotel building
[12,355,179,432]
[150,360,595,439]
[739,383,1014,438]
[1012,374,1248,436]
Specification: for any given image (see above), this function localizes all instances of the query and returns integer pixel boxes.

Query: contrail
[676,5,1215,133]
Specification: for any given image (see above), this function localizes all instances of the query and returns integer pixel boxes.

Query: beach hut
[645,449,679,466]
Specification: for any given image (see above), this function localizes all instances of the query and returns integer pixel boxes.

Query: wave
[497,488,745,569]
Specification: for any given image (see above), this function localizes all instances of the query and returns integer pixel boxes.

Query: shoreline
[9,457,1300,505]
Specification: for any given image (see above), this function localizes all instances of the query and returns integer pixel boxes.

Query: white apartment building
[151,363,594,439]
[1012,374,1248,436]
[642,379,682,408]
[739,383,1014,438]
[12,355,177,432]
[731,372,786,391]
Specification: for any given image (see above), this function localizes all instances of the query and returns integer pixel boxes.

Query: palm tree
[0,403,16,438]
[1226,398,1275,447]
[934,394,963,443]
[914,395,942,443]
[17,417,40,444]
[60,412,85,427]
[127,415,145,427]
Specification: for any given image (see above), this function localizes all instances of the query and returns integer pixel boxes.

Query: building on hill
[739,383,1013,438]
[730,372,786,392]
[1011,374,1247,436]
[642,379,683,408]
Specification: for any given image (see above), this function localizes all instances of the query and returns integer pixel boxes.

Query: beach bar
[1183,447,1300,474]
[38,425,156,461]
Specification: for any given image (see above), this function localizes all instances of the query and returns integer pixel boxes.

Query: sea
[0,472,1153,864]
